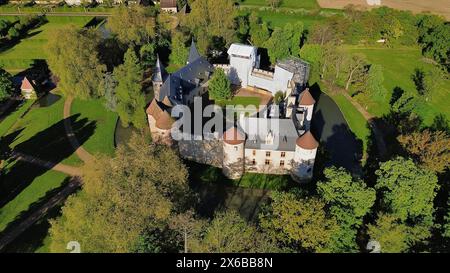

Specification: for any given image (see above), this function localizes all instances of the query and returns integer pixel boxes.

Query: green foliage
[317,167,376,252]
[365,64,387,101]
[273,91,285,105]
[45,26,106,99]
[208,68,232,101]
[248,13,270,48]
[114,48,146,128]
[139,42,157,69]
[264,22,303,64]
[375,157,439,227]
[100,72,118,112]
[169,30,189,66]
[367,213,409,253]
[49,133,191,253]
[181,0,237,54]
[190,210,277,253]
[260,191,338,252]
[0,67,14,101]
[444,195,450,239]
[106,6,156,46]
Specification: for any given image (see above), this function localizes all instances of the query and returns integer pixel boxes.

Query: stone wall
[178,139,223,168]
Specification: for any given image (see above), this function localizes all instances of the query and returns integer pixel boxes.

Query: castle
[146,41,319,182]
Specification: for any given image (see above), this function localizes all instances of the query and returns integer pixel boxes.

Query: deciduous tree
[0,68,14,101]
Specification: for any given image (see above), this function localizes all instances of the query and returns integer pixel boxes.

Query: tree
[367,213,410,253]
[46,26,106,99]
[101,72,118,112]
[265,26,290,64]
[273,91,285,105]
[259,191,338,252]
[444,195,450,239]
[208,68,231,101]
[181,0,237,54]
[0,68,14,101]
[344,53,367,91]
[397,130,450,174]
[365,64,387,101]
[375,157,439,229]
[106,6,156,46]
[248,12,270,48]
[49,133,191,253]
[114,48,147,128]
[139,42,157,69]
[169,30,189,66]
[317,167,376,252]
[190,210,277,253]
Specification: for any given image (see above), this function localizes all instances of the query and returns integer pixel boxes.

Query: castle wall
[178,139,223,168]
[244,148,294,174]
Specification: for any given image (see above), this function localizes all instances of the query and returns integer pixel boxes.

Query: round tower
[291,131,319,182]
[298,88,316,130]
[222,127,245,179]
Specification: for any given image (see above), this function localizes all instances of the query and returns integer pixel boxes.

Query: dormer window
[265,130,274,145]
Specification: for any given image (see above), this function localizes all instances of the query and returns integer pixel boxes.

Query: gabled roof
[160,0,177,8]
[296,131,319,150]
[187,39,201,64]
[152,55,167,83]
[298,88,315,105]
[158,57,214,103]
[21,76,34,90]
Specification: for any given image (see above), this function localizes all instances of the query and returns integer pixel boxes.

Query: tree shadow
[0,114,96,207]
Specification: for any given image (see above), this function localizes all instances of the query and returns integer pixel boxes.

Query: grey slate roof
[238,117,300,151]
[187,39,201,64]
[277,57,310,92]
[152,55,167,83]
[157,56,214,104]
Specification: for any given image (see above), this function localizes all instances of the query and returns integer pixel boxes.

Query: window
[266,151,271,157]
[281,152,286,158]
[280,160,285,167]
[234,146,238,151]
[252,159,256,165]
[252,150,256,156]
[265,159,271,165]
[307,167,312,173]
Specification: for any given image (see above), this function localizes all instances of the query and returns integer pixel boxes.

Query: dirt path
[341,91,387,159]
[63,96,94,163]
[0,177,82,252]
[11,152,83,177]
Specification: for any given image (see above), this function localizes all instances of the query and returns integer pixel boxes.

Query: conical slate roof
[296,131,319,150]
[152,55,167,83]
[187,39,201,64]
[223,127,246,145]
[298,88,315,105]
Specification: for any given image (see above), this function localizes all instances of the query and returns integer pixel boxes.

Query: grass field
[217,96,262,107]
[71,98,118,156]
[344,46,450,126]
[0,5,113,14]
[0,170,68,233]
[0,16,92,72]
[0,100,35,137]
[332,93,370,154]
[4,94,82,166]
[241,0,320,10]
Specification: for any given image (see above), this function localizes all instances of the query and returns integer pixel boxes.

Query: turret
[298,88,315,130]
[152,55,167,101]
[291,131,318,182]
[187,38,201,64]
[222,126,245,179]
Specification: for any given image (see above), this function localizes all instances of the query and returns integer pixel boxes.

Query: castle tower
[152,55,167,101]
[222,126,245,179]
[298,88,315,130]
[187,38,201,64]
[291,131,319,182]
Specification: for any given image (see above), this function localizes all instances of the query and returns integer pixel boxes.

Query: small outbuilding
[160,0,178,13]
[20,76,37,100]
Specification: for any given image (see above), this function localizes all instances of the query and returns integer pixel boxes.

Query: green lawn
[71,98,118,156]
[344,46,450,126]
[4,94,82,166]
[0,100,35,137]
[0,170,68,232]
[241,0,320,10]
[0,16,93,71]
[0,5,112,13]
[332,93,370,154]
